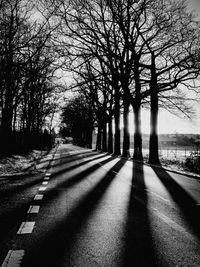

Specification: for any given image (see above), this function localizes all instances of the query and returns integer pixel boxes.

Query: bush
[184,153,200,174]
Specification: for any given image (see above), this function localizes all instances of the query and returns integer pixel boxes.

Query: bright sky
[139,109,200,134]
[143,0,200,135]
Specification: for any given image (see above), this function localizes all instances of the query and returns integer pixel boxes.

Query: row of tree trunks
[95,56,159,162]
[95,89,160,164]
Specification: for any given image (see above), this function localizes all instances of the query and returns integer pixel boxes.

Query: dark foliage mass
[61,95,94,148]
[0,0,59,155]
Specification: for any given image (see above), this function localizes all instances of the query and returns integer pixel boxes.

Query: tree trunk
[149,89,160,164]
[132,58,143,160]
[2,107,13,134]
[114,87,121,155]
[96,121,102,151]
[88,129,93,149]
[122,99,130,158]
[13,104,17,131]
[1,105,13,154]
[108,115,113,154]
[102,120,107,152]
[149,54,160,164]
[133,104,143,160]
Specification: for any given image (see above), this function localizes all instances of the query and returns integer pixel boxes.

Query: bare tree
[0,0,60,153]
[136,0,200,163]
[43,0,200,163]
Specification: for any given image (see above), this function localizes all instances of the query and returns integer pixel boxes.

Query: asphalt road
[0,144,200,267]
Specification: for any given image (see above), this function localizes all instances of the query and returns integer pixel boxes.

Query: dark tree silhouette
[61,95,95,148]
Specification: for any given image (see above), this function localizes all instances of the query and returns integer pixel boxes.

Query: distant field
[92,142,198,162]
[141,147,197,162]
[131,146,199,161]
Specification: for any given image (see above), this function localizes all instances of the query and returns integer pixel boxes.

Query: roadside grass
[0,150,46,175]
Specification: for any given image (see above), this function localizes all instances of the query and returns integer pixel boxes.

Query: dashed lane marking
[1,250,25,267]
[27,205,40,214]
[17,222,35,234]
[34,194,43,200]
[39,187,46,192]
[2,154,55,265]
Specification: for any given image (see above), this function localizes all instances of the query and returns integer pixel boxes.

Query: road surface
[0,144,200,266]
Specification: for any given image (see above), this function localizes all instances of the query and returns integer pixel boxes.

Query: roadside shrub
[184,153,200,174]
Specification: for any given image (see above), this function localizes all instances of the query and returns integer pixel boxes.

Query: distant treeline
[92,132,200,149]
[149,134,200,147]
[134,134,200,148]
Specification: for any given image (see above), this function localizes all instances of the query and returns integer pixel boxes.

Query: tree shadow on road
[47,155,117,195]
[0,173,44,198]
[50,153,109,178]
[26,150,100,172]
[21,159,127,267]
[46,150,103,169]
[152,166,200,241]
[123,162,157,267]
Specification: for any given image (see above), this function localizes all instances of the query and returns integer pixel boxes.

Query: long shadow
[0,153,107,199]
[45,150,101,167]
[0,200,33,265]
[50,153,110,179]
[22,159,127,267]
[25,150,98,171]
[0,173,44,198]
[152,167,200,240]
[43,156,117,200]
[49,152,107,173]
[0,201,31,235]
[48,151,102,169]
[123,162,157,267]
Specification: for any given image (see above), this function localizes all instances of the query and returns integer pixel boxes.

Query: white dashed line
[3,156,54,264]
[27,205,40,213]
[1,250,25,267]
[39,187,46,191]
[34,194,43,200]
[17,222,35,234]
